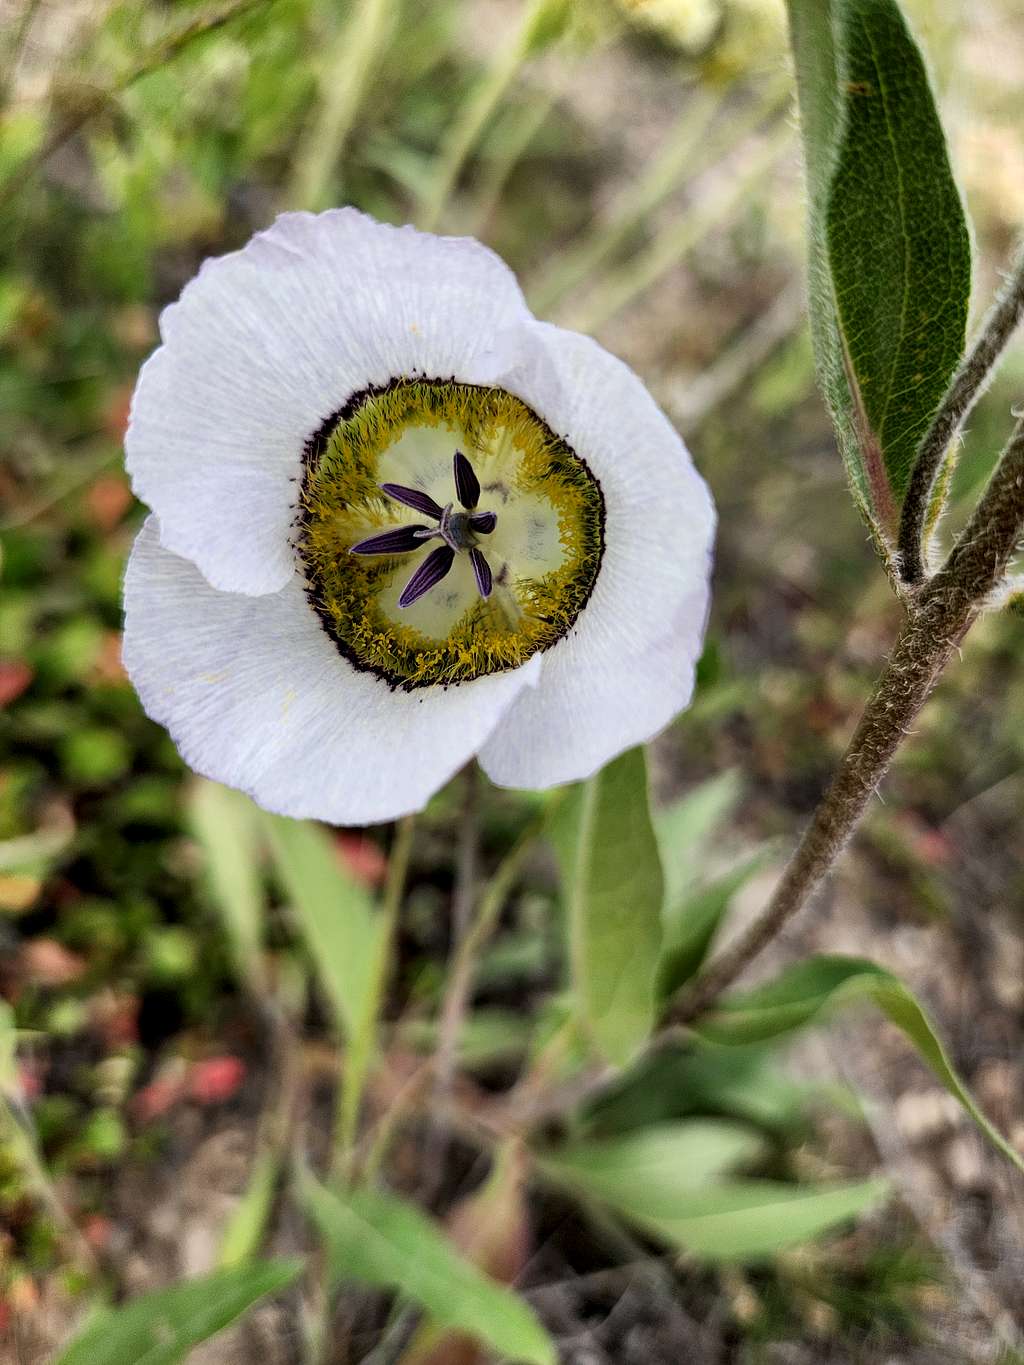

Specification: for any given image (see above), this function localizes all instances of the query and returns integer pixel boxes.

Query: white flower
[123,209,714,824]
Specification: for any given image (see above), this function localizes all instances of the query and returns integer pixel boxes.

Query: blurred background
[2,0,1024,1360]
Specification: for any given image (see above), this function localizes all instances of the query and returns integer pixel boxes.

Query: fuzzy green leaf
[550,747,664,1066]
[54,1260,302,1365]
[698,955,1024,1174]
[302,1177,555,1365]
[787,0,971,533]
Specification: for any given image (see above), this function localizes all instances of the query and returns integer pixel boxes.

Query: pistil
[349,450,497,608]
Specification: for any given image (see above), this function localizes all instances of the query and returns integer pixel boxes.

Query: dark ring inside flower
[296,377,605,690]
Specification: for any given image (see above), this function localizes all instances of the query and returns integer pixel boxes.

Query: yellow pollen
[298,379,604,688]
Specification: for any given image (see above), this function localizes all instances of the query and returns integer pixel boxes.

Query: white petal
[123,518,541,824]
[126,209,534,596]
[479,323,715,789]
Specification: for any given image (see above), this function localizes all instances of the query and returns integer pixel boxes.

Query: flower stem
[668,416,1024,1025]
[898,238,1024,586]
[437,814,544,1077]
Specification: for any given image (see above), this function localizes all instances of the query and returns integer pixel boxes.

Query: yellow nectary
[297,379,605,689]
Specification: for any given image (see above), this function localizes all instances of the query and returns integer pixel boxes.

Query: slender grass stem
[335,815,416,1173]
[533,75,789,316]
[898,238,1024,585]
[0,0,44,106]
[668,417,1024,1025]
[658,280,805,430]
[285,0,394,210]
[418,0,555,232]
[433,765,483,1104]
[463,82,562,238]
[566,122,792,334]
[1,1098,98,1276]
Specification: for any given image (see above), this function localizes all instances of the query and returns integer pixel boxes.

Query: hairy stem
[898,239,1024,585]
[670,418,1024,1025]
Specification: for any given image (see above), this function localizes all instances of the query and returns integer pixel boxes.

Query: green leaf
[826,0,971,501]
[538,1121,763,1215]
[698,955,1024,1174]
[54,1260,302,1365]
[550,748,664,1065]
[654,770,742,912]
[189,781,266,994]
[786,0,971,531]
[582,1042,810,1137]
[218,1148,280,1268]
[626,1179,888,1261]
[0,1002,16,1096]
[541,1124,885,1261]
[302,1177,555,1365]
[658,850,768,998]
[262,813,382,1041]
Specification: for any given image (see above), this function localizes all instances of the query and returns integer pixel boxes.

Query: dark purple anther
[379,483,445,520]
[469,548,493,600]
[453,450,481,509]
[355,452,498,608]
[398,544,456,608]
[350,524,431,556]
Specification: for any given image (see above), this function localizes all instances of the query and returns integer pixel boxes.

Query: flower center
[348,449,499,609]
[296,378,605,690]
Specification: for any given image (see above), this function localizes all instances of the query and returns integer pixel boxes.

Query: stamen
[380,483,444,520]
[350,524,431,556]
[468,511,497,534]
[452,450,480,510]
[398,544,456,608]
[470,547,493,600]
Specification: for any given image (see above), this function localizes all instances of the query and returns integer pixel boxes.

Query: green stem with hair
[669,415,1024,1025]
[898,239,1024,585]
